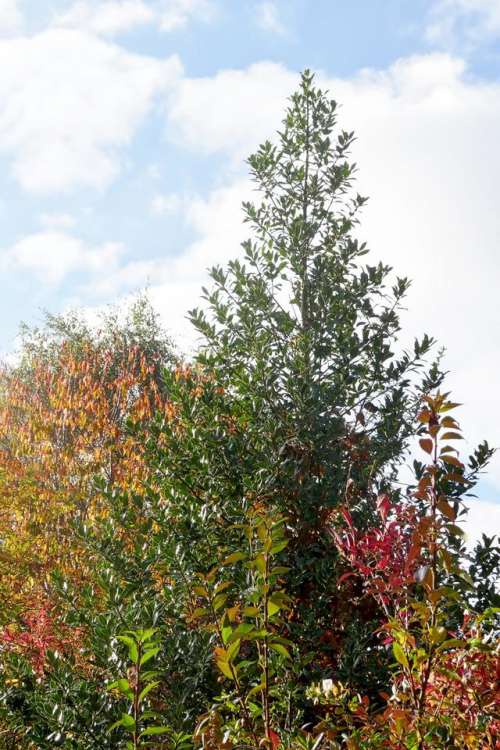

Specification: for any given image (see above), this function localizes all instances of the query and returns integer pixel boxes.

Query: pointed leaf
[117,636,138,663]
[437,498,456,521]
[392,642,409,669]
[227,639,240,662]
[222,551,247,566]
[441,455,463,469]
[269,642,291,659]
[140,647,160,666]
[216,660,235,680]
[138,681,159,704]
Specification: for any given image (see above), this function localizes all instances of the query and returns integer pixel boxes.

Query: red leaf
[269,729,281,750]
[341,508,353,527]
[376,493,391,521]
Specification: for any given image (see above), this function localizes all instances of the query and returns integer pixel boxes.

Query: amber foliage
[0,334,170,614]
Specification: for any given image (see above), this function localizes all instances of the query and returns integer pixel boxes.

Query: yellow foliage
[0,342,169,615]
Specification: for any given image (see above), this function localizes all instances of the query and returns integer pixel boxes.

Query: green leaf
[429,626,447,644]
[192,586,209,597]
[107,678,132,698]
[117,636,138,663]
[269,642,291,659]
[243,606,259,617]
[121,714,136,728]
[447,524,465,537]
[138,628,158,643]
[140,726,172,737]
[109,713,135,733]
[456,568,474,587]
[439,638,465,650]
[392,642,409,669]
[226,639,240,662]
[216,660,235,680]
[221,620,233,645]
[212,593,228,611]
[191,607,209,619]
[267,597,282,617]
[227,623,255,643]
[440,402,462,412]
[214,580,233,594]
[247,681,266,697]
[270,540,288,554]
[222,551,247,565]
[253,554,266,574]
[138,681,159,703]
[140,647,160,666]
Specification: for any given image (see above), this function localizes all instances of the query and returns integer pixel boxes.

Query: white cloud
[426,0,500,47]
[167,62,297,162]
[29,180,248,310]
[54,0,155,36]
[72,178,251,347]
[158,0,215,32]
[3,231,124,285]
[40,213,77,230]
[151,192,183,215]
[256,2,286,35]
[52,0,216,36]
[145,180,251,351]
[0,28,181,193]
[147,162,161,179]
[0,0,22,36]
[174,178,251,278]
[322,53,500,486]
[464,499,500,548]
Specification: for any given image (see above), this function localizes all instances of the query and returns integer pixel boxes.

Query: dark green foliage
[187,70,445,688]
[191,71,442,518]
[467,533,500,611]
[0,653,116,749]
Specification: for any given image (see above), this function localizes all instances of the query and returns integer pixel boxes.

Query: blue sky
[1,0,500,538]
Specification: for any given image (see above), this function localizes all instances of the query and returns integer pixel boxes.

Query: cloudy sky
[0,0,499,540]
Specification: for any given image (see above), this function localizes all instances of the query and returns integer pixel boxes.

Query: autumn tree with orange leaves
[0,297,175,614]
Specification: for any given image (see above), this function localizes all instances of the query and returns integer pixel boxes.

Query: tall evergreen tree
[186,70,444,672]
[191,70,441,517]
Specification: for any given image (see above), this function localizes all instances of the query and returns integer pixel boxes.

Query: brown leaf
[417,409,431,424]
[441,455,463,469]
[437,498,456,521]
[419,438,433,455]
